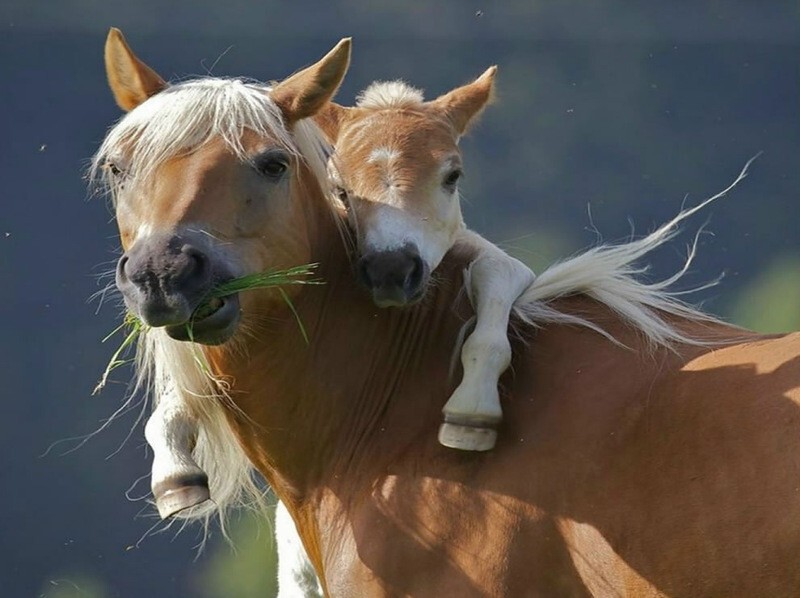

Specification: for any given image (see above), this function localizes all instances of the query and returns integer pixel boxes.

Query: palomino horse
[95,32,800,597]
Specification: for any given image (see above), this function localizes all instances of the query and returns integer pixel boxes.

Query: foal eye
[443,169,462,191]
[254,151,290,179]
[334,185,350,206]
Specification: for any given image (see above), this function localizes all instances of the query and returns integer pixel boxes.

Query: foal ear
[271,38,352,126]
[430,66,497,136]
[104,27,167,112]
[314,102,351,142]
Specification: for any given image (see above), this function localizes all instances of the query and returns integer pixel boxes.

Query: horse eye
[258,159,288,178]
[254,151,290,179]
[443,169,462,191]
[106,162,123,177]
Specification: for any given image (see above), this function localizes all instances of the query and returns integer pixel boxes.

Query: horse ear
[271,38,351,126]
[430,66,497,136]
[315,102,351,142]
[105,28,167,112]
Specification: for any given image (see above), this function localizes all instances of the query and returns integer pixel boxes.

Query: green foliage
[727,254,800,333]
[195,509,279,598]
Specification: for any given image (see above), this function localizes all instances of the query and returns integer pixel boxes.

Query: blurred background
[1,1,798,596]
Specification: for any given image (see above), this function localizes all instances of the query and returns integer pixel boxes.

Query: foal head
[320,69,495,307]
[96,28,349,344]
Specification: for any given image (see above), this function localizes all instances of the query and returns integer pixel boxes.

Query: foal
[320,74,535,451]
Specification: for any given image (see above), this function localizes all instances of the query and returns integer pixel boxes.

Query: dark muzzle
[357,245,429,307]
[116,231,239,344]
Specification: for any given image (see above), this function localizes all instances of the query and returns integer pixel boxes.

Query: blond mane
[91,78,330,201]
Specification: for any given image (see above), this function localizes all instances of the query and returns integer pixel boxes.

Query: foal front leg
[439,234,535,451]
[145,387,211,518]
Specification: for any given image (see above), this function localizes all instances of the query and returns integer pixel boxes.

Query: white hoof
[438,422,498,451]
[153,474,211,519]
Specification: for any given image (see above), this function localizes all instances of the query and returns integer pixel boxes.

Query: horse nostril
[116,254,130,283]
[178,244,207,281]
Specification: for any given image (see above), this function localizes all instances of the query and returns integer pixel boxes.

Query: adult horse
[96,33,800,596]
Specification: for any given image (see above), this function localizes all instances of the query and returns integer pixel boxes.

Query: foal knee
[461,330,512,373]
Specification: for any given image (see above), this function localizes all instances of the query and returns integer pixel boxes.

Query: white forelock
[91,77,330,201]
[356,80,425,110]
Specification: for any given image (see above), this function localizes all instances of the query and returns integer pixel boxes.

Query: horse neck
[208,195,476,502]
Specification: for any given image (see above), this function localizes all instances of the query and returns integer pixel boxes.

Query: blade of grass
[278,287,309,344]
[209,264,322,298]
[94,315,145,395]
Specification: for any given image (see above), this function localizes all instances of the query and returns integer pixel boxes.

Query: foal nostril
[357,256,373,289]
[404,254,424,293]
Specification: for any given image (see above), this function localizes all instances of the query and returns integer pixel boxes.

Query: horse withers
[95,29,800,597]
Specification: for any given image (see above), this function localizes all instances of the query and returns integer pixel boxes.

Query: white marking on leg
[441,231,535,449]
[276,500,323,598]
[145,386,208,515]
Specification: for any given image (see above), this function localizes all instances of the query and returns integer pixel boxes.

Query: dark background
[1,2,798,597]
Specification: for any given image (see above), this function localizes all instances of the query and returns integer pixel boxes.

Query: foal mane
[93,75,753,535]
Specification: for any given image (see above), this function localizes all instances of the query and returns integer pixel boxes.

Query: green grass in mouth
[94,263,321,394]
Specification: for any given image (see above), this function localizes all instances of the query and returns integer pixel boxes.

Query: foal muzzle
[357,245,430,307]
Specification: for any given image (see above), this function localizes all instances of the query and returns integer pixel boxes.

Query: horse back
[318,304,800,596]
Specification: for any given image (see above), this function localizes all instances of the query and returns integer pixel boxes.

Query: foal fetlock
[438,334,510,451]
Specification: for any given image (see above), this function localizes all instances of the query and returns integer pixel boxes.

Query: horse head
[98,28,349,344]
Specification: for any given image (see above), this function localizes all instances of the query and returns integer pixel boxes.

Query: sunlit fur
[93,74,744,530]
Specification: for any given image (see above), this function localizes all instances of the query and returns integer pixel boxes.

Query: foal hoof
[153,475,211,519]
[438,422,497,452]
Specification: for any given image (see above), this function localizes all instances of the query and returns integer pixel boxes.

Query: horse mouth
[372,286,426,308]
[165,294,241,345]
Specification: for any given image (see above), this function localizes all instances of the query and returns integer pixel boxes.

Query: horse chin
[165,294,242,345]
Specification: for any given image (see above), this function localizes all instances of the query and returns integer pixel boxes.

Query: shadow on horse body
[94,32,800,597]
